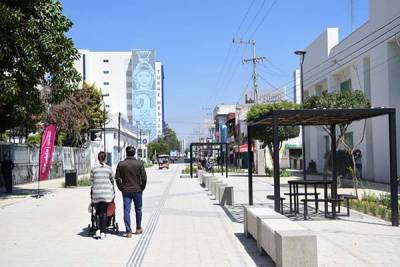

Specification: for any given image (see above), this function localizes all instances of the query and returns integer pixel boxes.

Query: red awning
[239,144,255,153]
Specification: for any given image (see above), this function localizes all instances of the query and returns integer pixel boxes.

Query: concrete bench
[215,183,227,201]
[243,207,286,239]
[200,173,211,187]
[244,206,318,267]
[211,180,224,196]
[206,177,218,191]
[218,186,234,206]
[260,219,317,266]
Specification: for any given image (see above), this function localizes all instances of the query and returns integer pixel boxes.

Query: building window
[340,79,352,92]
[103,59,109,63]
[103,70,110,74]
[114,132,117,139]
[103,82,109,85]
[157,93,160,97]
[344,132,353,148]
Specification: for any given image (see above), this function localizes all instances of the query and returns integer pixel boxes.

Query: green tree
[303,90,370,196]
[163,126,180,151]
[48,83,105,146]
[246,101,301,163]
[0,0,80,135]
[148,140,170,160]
[147,125,181,159]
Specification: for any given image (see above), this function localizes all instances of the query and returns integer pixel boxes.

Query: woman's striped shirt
[90,164,114,203]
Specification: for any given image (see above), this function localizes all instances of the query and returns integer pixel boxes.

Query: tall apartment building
[73,49,165,141]
[296,0,400,182]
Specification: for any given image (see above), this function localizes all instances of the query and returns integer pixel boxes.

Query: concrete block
[209,180,219,195]
[211,181,224,196]
[244,207,282,239]
[215,183,227,201]
[220,186,234,206]
[260,219,306,262]
[275,230,318,267]
[206,177,217,191]
[256,215,287,254]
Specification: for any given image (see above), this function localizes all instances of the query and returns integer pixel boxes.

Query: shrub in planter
[377,205,387,220]
[368,204,377,216]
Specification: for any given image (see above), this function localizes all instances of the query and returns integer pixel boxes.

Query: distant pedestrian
[1,154,14,194]
[90,151,114,240]
[116,146,147,238]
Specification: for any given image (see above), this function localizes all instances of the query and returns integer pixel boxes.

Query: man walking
[1,154,15,194]
[116,146,147,238]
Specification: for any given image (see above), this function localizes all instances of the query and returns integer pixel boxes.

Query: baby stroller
[87,190,119,236]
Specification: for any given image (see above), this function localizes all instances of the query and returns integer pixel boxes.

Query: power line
[271,23,400,93]
[240,0,267,39]
[302,14,400,79]
[249,0,278,38]
[304,28,400,86]
[212,0,258,104]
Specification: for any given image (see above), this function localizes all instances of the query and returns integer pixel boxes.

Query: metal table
[288,179,333,217]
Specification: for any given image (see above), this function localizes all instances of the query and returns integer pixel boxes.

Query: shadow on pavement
[0,188,53,199]
[77,227,124,238]
[234,233,275,267]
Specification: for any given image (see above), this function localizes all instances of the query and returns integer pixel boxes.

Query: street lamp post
[295,50,307,180]
[101,93,110,153]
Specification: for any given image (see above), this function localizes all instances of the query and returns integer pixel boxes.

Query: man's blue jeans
[123,192,142,233]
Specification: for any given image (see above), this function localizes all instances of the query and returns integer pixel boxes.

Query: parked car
[157,155,170,169]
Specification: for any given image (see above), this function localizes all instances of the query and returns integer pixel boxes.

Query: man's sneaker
[100,233,106,240]
[94,230,101,239]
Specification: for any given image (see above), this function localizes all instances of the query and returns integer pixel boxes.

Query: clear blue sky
[61,0,368,143]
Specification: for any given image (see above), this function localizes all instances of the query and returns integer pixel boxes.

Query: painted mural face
[132,50,157,140]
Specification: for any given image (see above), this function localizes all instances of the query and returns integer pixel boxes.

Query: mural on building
[132,50,156,140]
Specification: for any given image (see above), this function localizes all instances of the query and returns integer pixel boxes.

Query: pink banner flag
[39,124,57,181]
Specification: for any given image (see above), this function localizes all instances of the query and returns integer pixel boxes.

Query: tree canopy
[0,0,80,134]
[246,101,301,158]
[48,83,105,147]
[147,126,181,159]
[303,90,370,196]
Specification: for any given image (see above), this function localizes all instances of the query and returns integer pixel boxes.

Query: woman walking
[90,151,114,239]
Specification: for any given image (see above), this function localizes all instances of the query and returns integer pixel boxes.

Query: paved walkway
[2,164,400,266]
[0,164,272,267]
[225,173,400,267]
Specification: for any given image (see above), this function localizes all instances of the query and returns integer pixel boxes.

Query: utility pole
[233,39,265,103]
[101,93,109,153]
[118,112,121,160]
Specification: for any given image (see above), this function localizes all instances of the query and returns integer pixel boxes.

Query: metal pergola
[247,108,398,226]
[189,142,229,178]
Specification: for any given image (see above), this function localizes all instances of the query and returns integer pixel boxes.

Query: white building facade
[299,0,400,183]
[73,49,165,140]
[73,49,165,163]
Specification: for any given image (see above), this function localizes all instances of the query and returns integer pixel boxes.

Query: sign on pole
[39,124,57,181]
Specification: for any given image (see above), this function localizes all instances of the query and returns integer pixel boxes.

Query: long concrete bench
[199,173,234,206]
[243,206,286,240]
[244,206,318,267]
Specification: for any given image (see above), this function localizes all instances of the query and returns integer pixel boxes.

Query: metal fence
[0,143,91,187]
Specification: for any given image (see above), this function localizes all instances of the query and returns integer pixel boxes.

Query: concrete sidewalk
[0,164,272,267]
[3,164,399,266]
